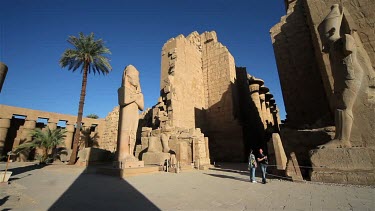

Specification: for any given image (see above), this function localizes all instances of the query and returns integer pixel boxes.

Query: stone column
[269,98,276,126]
[0,118,11,155]
[275,106,281,125]
[259,86,269,129]
[18,117,36,161]
[22,118,37,142]
[271,133,287,170]
[65,123,75,149]
[248,77,264,123]
[265,92,274,126]
[204,137,210,159]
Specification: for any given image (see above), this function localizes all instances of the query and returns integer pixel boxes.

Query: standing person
[248,149,257,183]
[257,148,268,184]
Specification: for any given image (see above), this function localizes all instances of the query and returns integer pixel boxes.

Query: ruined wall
[160,32,206,129]
[0,104,105,157]
[270,0,333,129]
[158,31,245,161]
[100,106,119,152]
[201,32,244,161]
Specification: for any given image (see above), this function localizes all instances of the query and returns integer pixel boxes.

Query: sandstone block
[142,152,170,165]
[310,147,375,185]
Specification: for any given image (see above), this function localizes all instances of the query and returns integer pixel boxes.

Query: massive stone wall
[270,0,333,129]
[100,106,119,152]
[157,31,246,161]
[272,0,375,184]
[160,32,206,129]
[201,32,244,161]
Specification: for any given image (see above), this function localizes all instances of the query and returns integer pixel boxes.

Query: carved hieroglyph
[116,65,144,162]
[319,4,372,148]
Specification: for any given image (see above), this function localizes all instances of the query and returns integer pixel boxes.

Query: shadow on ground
[5,163,45,176]
[204,173,250,182]
[210,162,284,181]
[48,169,160,211]
[0,196,10,207]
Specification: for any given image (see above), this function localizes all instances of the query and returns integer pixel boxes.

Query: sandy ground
[1,162,374,210]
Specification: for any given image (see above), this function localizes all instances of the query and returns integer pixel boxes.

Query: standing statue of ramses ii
[319,4,374,148]
[116,65,144,162]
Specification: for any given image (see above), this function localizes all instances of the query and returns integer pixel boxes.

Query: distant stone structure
[0,104,105,161]
[100,106,119,152]
[0,62,8,93]
[271,0,375,185]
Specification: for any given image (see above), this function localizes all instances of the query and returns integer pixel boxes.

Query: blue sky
[0,0,286,120]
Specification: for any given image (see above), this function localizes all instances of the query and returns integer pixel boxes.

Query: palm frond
[60,32,112,75]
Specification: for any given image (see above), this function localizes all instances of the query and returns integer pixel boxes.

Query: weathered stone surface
[77,147,111,163]
[286,152,304,182]
[142,152,170,165]
[116,65,144,166]
[147,137,162,153]
[270,0,333,129]
[159,31,249,162]
[310,148,375,171]
[101,106,119,152]
[280,127,334,177]
[310,147,375,185]
[270,133,287,170]
[272,0,375,185]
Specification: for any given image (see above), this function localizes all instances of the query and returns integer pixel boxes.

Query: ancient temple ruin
[271,0,375,185]
[0,31,282,170]
[0,104,105,161]
[109,31,283,166]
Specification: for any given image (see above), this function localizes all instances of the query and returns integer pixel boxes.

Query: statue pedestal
[114,160,144,169]
[309,147,375,185]
[142,152,170,165]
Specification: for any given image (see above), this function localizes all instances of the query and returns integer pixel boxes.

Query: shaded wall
[270,0,333,129]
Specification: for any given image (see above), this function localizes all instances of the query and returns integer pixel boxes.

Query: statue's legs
[129,131,136,156]
[319,79,360,148]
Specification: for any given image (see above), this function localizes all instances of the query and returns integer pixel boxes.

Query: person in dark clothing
[257,148,268,184]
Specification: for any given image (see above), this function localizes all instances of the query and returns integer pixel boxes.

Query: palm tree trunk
[68,61,89,165]
[43,147,49,164]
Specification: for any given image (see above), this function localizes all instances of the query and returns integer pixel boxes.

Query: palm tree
[15,127,67,164]
[60,32,112,164]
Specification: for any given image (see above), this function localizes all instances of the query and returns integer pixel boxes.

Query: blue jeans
[260,164,267,183]
[250,167,256,182]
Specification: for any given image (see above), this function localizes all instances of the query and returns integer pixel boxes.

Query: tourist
[248,149,257,183]
[257,148,268,184]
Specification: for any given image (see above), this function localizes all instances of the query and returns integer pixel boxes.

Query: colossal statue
[116,65,144,164]
[319,4,371,148]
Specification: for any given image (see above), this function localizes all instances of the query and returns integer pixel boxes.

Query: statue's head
[123,65,140,90]
[321,4,343,50]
